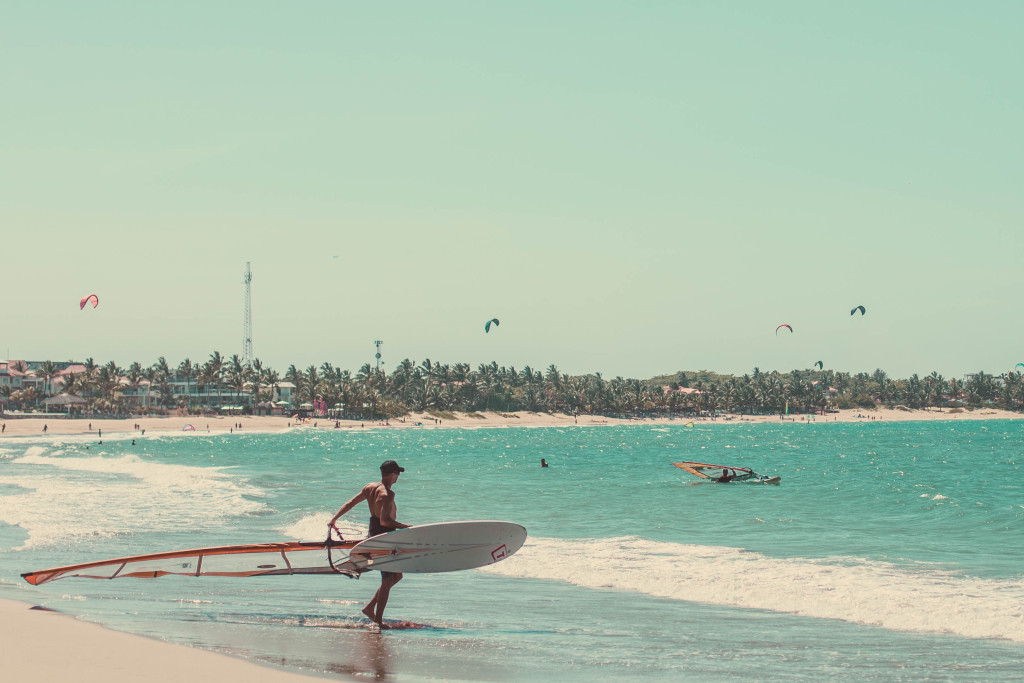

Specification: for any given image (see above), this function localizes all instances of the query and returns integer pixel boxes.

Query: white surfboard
[348,521,527,574]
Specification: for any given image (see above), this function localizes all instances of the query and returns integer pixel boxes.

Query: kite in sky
[814,361,823,369]
[776,324,793,335]
[79,294,99,310]
[485,318,500,333]
[850,305,866,316]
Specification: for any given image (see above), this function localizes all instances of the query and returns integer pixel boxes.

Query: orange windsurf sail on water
[671,461,781,485]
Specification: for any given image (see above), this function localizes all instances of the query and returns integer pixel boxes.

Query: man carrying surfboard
[329,459,411,626]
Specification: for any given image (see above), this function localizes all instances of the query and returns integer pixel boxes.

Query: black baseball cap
[380,460,405,474]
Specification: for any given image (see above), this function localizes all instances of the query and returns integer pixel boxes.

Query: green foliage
[646,370,731,388]
[12,354,1024,419]
[854,394,877,409]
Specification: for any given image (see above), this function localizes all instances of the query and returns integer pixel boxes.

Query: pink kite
[80,294,99,310]
[775,324,793,335]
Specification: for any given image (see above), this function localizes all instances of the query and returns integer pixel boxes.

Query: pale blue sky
[4,2,1022,378]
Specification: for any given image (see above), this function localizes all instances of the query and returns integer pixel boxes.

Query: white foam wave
[0,452,269,549]
[279,513,366,542]
[482,536,1024,643]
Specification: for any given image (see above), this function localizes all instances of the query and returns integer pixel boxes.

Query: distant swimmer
[541,458,549,468]
[329,460,411,627]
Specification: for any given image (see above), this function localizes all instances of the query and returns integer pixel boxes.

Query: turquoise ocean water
[1,421,1022,681]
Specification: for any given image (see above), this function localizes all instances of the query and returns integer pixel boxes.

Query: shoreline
[0,407,1021,439]
[0,597,332,683]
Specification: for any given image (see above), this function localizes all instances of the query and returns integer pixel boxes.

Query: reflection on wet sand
[325,630,390,681]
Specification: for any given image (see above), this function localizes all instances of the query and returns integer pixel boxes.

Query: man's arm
[330,489,368,525]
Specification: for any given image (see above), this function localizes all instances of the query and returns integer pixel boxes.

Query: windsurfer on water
[329,460,411,627]
[717,468,734,483]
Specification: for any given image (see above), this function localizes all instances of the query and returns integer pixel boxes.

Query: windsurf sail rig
[22,539,363,586]
[671,461,781,485]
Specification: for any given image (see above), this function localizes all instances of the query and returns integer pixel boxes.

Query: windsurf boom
[22,540,363,586]
[671,461,781,485]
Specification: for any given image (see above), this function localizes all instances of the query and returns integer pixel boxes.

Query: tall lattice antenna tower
[243,262,253,365]
[374,340,383,372]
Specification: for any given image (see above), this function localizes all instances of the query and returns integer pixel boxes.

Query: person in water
[717,468,734,483]
[329,460,410,626]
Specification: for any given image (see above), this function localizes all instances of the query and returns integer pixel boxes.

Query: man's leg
[362,572,402,624]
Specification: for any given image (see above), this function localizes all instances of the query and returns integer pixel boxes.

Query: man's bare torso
[362,481,397,524]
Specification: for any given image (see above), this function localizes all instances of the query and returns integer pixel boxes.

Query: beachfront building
[0,360,16,391]
[963,372,1004,387]
[0,360,10,408]
[0,359,294,415]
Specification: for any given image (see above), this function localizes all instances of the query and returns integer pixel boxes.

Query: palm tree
[226,356,248,406]
[59,371,84,396]
[177,358,194,411]
[37,360,60,399]
[264,369,281,408]
[285,365,304,406]
[124,362,144,410]
[248,358,265,408]
[153,356,171,378]
[206,352,224,407]
[945,378,965,407]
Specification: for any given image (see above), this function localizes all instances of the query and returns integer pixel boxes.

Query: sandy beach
[0,407,1021,439]
[0,598,328,683]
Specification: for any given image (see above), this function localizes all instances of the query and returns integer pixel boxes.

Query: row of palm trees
[1,354,280,415]
[4,353,1022,417]
[284,360,1023,418]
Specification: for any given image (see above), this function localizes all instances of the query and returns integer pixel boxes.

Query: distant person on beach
[329,460,411,627]
[43,424,47,432]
